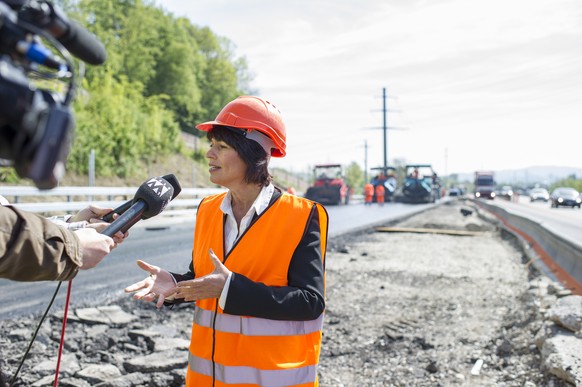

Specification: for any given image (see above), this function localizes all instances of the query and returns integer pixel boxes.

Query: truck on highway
[474,171,496,199]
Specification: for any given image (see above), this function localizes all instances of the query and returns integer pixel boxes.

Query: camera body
[0,0,89,189]
[0,56,74,189]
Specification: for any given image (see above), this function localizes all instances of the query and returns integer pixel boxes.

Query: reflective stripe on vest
[194,307,324,336]
[188,353,318,387]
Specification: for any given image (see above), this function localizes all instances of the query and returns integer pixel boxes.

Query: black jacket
[169,188,326,321]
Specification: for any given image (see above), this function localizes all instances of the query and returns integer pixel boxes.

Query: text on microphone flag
[146,177,172,197]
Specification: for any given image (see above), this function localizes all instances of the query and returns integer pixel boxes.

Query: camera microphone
[18,1,107,65]
[101,176,175,237]
[100,174,182,223]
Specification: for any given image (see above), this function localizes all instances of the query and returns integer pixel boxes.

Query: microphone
[17,1,107,65]
[101,176,174,237]
[56,18,107,65]
[101,174,182,223]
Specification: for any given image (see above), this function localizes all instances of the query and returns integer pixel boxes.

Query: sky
[156,0,582,176]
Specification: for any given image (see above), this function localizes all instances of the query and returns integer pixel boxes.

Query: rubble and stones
[1,200,581,386]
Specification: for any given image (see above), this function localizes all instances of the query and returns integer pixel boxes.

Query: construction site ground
[1,199,570,386]
[319,199,559,386]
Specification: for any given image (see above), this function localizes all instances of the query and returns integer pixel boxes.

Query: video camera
[0,0,106,189]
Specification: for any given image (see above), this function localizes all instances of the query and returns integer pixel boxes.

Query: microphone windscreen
[161,173,182,199]
[134,177,174,219]
[58,19,107,65]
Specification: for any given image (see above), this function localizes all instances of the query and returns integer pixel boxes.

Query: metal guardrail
[0,186,226,214]
[471,199,582,294]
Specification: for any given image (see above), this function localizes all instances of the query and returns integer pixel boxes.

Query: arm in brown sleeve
[0,205,83,282]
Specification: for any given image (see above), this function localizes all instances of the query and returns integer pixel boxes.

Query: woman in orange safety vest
[125,96,328,387]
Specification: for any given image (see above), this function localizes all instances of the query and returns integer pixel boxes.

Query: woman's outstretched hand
[174,248,231,302]
[124,260,177,308]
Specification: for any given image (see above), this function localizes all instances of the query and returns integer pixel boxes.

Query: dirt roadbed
[319,199,566,386]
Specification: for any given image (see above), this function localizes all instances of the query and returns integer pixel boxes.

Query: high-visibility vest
[364,183,374,196]
[375,184,385,196]
[187,192,328,387]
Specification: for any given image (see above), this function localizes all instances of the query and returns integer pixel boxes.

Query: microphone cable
[9,281,63,386]
[14,18,78,105]
[8,175,179,385]
[52,280,72,387]
[9,279,74,387]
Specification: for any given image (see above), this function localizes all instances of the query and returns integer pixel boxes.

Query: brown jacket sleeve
[0,205,82,282]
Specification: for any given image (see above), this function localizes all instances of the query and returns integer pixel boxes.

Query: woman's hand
[124,260,177,308]
[174,249,231,302]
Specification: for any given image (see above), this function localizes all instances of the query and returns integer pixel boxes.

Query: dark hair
[207,126,272,186]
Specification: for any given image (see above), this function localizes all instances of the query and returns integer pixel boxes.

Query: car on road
[550,187,581,208]
[448,187,461,197]
[529,188,550,202]
[498,185,513,200]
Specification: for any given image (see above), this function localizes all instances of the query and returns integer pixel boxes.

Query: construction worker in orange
[364,182,374,205]
[375,183,386,206]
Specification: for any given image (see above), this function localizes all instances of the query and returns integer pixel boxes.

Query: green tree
[70,72,181,177]
[186,26,247,134]
[345,162,364,192]
[58,0,253,177]
[550,177,582,192]
[146,18,205,133]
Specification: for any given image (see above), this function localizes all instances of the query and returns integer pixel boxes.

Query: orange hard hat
[196,96,287,157]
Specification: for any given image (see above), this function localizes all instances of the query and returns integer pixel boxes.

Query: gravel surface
[0,199,570,386]
[319,199,559,387]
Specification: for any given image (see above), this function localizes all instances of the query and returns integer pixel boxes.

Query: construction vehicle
[394,164,438,204]
[304,164,350,205]
[369,166,397,202]
[474,171,496,199]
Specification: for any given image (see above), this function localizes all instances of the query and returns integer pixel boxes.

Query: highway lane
[324,201,436,236]
[479,196,582,247]
[0,200,437,319]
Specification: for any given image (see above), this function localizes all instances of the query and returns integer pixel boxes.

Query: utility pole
[445,148,449,183]
[364,140,369,182]
[382,87,388,174]
[367,88,406,174]
[88,149,95,201]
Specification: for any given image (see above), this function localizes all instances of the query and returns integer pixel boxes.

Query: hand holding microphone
[101,175,178,237]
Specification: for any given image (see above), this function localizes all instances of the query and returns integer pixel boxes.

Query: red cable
[53,280,73,387]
